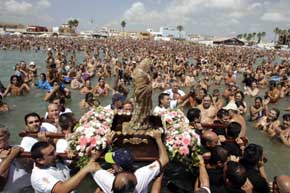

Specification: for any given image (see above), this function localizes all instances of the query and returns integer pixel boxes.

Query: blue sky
[0,0,290,39]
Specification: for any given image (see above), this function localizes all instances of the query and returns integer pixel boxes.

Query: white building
[147,27,187,40]
[159,27,186,39]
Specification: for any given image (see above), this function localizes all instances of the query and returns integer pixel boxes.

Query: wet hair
[225,161,247,188]
[49,95,63,104]
[31,141,52,161]
[269,80,276,87]
[254,96,263,103]
[282,114,290,121]
[0,125,10,137]
[203,94,213,102]
[10,75,20,85]
[187,108,201,122]
[58,113,74,132]
[213,88,220,94]
[241,144,263,167]
[0,81,6,93]
[227,122,241,138]
[40,73,47,80]
[217,109,229,119]
[200,88,208,95]
[85,92,94,102]
[271,108,280,120]
[235,101,245,109]
[112,172,137,193]
[24,112,41,125]
[158,93,170,106]
[209,146,228,166]
[235,91,245,101]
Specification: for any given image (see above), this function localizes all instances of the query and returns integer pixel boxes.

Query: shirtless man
[3,75,30,97]
[0,96,9,112]
[223,103,247,137]
[197,95,218,124]
[279,114,290,146]
[212,89,224,110]
[255,108,281,137]
[249,96,268,121]
[267,81,280,103]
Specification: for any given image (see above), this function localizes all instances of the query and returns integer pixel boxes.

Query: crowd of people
[0,36,290,193]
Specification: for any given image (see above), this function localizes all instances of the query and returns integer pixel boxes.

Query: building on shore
[26,26,48,32]
[277,33,290,46]
[213,37,245,46]
[59,24,75,34]
[0,22,26,32]
[147,27,187,40]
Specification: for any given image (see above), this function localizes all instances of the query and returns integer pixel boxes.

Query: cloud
[37,0,51,8]
[209,0,242,9]
[229,11,244,19]
[261,12,289,22]
[0,0,53,24]
[4,0,33,15]
[248,2,262,10]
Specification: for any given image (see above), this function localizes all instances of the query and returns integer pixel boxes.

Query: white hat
[29,61,35,66]
[41,122,58,133]
[223,101,239,111]
[20,137,38,152]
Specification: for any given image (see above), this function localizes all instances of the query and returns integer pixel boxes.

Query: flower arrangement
[67,106,114,166]
[159,109,200,171]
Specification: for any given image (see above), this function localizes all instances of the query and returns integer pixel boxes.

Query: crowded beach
[0,35,290,193]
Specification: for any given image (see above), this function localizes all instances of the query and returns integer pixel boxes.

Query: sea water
[0,50,290,193]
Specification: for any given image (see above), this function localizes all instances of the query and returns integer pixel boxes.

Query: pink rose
[90,137,97,147]
[179,146,189,155]
[79,136,88,147]
[170,111,177,117]
[166,118,173,124]
[182,135,191,146]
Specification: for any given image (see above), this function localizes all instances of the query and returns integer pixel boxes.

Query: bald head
[201,131,218,148]
[47,103,59,120]
[276,175,290,193]
[112,172,137,193]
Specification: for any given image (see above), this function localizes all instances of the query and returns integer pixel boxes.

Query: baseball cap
[105,148,135,169]
[223,102,238,111]
[112,93,125,103]
[29,61,35,66]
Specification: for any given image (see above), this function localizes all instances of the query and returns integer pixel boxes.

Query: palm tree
[246,33,252,42]
[68,19,74,29]
[274,27,280,43]
[67,19,79,33]
[237,34,243,39]
[281,29,288,44]
[261,32,266,43]
[257,32,262,43]
[176,25,184,39]
[252,32,256,42]
[121,20,126,38]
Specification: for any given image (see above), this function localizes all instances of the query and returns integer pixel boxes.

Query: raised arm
[52,157,101,193]
[149,130,169,167]
[198,155,209,188]
[0,147,23,176]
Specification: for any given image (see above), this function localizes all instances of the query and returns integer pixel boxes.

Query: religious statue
[123,58,153,131]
